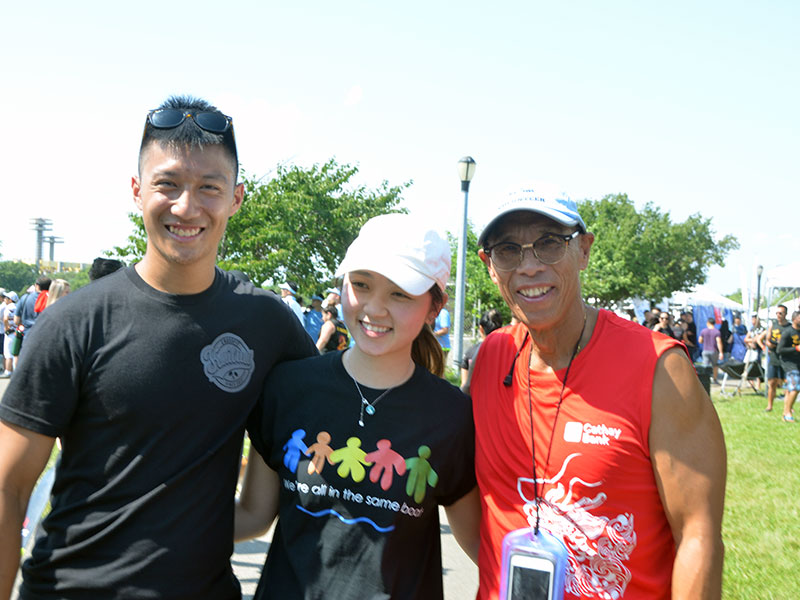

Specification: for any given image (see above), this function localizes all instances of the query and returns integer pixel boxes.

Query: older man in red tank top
[469,185,726,600]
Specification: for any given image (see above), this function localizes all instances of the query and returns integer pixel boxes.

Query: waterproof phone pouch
[499,527,568,600]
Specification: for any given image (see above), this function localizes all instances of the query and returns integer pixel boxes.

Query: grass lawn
[713,385,800,599]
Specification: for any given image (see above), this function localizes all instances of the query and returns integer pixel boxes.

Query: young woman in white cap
[236,213,479,599]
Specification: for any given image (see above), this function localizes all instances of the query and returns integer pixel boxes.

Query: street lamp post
[755,264,763,318]
[454,156,476,368]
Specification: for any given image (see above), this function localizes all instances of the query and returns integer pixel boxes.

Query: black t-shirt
[323,318,350,353]
[653,324,675,340]
[777,325,800,371]
[766,320,790,360]
[247,351,476,600]
[0,266,318,599]
[458,342,481,371]
[684,321,698,348]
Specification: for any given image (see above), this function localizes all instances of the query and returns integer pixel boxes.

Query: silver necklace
[348,373,394,427]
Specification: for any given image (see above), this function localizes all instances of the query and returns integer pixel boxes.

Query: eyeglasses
[146,108,233,134]
[485,231,580,270]
[660,316,669,320]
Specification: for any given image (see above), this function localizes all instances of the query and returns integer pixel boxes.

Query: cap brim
[336,255,436,297]
[478,206,585,246]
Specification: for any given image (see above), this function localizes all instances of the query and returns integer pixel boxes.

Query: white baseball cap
[335,213,451,296]
[478,183,587,247]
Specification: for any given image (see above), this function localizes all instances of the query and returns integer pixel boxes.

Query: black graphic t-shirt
[322,318,350,353]
[0,266,317,599]
[777,325,800,371]
[248,351,475,600]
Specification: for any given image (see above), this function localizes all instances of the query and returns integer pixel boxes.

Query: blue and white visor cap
[335,213,451,296]
[478,184,587,247]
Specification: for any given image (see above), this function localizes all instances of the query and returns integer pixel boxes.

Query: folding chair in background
[719,360,765,397]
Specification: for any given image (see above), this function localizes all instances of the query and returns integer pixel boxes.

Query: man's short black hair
[323,306,339,319]
[89,258,124,281]
[36,276,51,291]
[479,309,504,336]
[138,95,238,182]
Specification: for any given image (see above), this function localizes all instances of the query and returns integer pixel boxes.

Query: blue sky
[1,1,796,299]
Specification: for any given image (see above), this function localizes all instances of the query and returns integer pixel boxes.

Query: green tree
[726,289,743,305]
[578,194,739,307]
[108,159,409,296]
[220,160,408,292]
[0,261,39,294]
[49,269,92,292]
[448,224,513,333]
[109,214,146,264]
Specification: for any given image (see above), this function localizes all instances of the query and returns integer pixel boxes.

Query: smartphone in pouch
[507,552,555,600]
[499,527,567,600]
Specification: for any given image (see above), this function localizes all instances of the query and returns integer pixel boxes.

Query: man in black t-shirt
[764,304,790,412]
[681,311,699,360]
[0,96,317,599]
[776,310,800,422]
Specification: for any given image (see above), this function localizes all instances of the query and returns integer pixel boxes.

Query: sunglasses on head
[146,108,233,134]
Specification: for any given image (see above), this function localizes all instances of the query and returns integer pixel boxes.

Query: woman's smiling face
[341,270,437,360]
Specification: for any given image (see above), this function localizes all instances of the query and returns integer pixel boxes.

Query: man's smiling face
[479,211,593,331]
[132,142,243,278]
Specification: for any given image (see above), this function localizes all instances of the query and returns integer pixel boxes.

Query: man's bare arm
[650,348,726,599]
[0,421,55,600]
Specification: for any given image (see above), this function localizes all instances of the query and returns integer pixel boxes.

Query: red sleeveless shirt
[472,310,684,600]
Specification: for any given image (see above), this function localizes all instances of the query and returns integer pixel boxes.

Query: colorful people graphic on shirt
[364,439,407,490]
[305,431,334,475]
[329,437,372,482]
[283,429,308,473]
[282,429,439,504]
[405,445,438,502]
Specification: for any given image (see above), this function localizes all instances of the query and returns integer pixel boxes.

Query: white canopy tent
[763,262,800,320]
[765,262,800,297]
[670,285,745,312]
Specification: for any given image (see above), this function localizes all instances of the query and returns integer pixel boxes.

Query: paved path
[1,377,478,599]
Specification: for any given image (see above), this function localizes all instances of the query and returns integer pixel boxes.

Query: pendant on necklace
[365,404,376,415]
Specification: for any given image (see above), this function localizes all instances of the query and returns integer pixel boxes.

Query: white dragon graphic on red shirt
[517,453,636,599]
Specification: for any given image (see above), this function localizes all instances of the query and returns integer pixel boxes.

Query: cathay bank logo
[563,421,622,446]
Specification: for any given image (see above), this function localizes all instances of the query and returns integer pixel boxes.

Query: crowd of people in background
[0,258,124,379]
[629,304,798,422]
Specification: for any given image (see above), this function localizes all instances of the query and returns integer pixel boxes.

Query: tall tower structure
[30,218,53,271]
[43,235,64,261]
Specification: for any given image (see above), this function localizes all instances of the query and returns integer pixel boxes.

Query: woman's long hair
[45,279,70,308]
[411,285,446,377]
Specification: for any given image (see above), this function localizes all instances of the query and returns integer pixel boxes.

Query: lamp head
[457,156,476,184]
